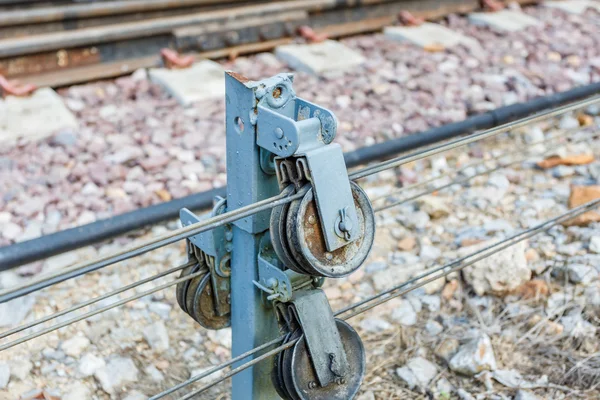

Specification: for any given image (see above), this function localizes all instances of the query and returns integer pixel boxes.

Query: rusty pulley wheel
[277,320,365,400]
[270,184,312,275]
[286,182,375,278]
[176,261,205,315]
[185,273,231,330]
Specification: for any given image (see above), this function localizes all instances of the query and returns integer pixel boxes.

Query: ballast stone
[0,88,78,144]
[468,10,541,32]
[275,40,366,75]
[543,0,600,14]
[148,60,225,107]
[384,23,479,49]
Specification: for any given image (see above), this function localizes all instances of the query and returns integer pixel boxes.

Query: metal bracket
[290,289,349,387]
[254,233,313,303]
[180,199,232,316]
[254,73,358,252]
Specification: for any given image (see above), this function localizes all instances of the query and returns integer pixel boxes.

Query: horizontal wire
[0,260,195,341]
[337,131,595,314]
[349,95,600,181]
[340,198,600,320]
[149,334,286,400]
[368,126,573,205]
[154,126,598,397]
[0,267,208,352]
[3,96,595,304]
[0,190,300,304]
[178,338,299,400]
[374,132,596,213]
[173,198,600,397]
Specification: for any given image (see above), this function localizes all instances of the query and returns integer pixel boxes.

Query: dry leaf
[537,154,595,169]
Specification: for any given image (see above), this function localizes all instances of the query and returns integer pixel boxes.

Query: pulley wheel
[282,329,303,400]
[287,182,375,277]
[270,185,312,275]
[273,331,295,400]
[186,273,230,329]
[176,262,203,315]
[289,320,365,400]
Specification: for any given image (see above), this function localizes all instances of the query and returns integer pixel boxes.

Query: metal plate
[187,273,231,329]
[287,182,375,277]
[290,320,365,400]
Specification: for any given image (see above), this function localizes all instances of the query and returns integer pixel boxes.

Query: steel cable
[175,199,600,398]
[1,96,596,304]
[0,260,195,341]
[374,132,597,213]
[0,266,208,352]
[348,95,600,180]
[368,126,579,205]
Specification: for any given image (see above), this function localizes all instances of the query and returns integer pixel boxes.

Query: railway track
[0,0,539,87]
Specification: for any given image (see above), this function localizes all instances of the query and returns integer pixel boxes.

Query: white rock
[10,358,32,381]
[207,328,232,348]
[63,382,91,400]
[425,320,443,336]
[418,196,450,219]
[396,357,438,390]
[123,390,147,400]
[421,295,441,312]
[143,321,170,351]
[515,390,541,400]
[420,245,442,261]
[565,263,597,285]
[560,314,597,339]
[0,362,9,389]
[360,318,392,333]
[462,240,531,296]
[492,369,548,389]
[0,294,35,328]
[436,378,453,396]
[449,334,497,375]
[61,335,90,357]
[149,302,172,319]
[145,365,165,382]
[590,236,600,254]
[457,388,476,400]
[94,357,139,394]
[390,300,418,326]
[78,353,106,377]
[357,392,376,400]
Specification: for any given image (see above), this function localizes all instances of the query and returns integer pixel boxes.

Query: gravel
[0,4,598,246]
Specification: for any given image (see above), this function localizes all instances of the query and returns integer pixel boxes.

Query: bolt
[225,231,233,241]
[335,377,346,385]
[308,381,317,390]
[308,215,316,225]
[227,294,231,304]
[274,127,284,139]
[325,252,333,261]
[266,278,277,289]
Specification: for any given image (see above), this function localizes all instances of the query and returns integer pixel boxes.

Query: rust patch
[272,86,282,98]
[226,70,251,83]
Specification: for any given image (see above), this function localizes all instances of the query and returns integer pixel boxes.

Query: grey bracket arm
[254,73,359,253]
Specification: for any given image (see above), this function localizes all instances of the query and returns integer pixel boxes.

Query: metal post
[225,72,281,399]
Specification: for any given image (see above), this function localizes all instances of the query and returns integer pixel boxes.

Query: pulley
[271,182,375,277]
[175,199,232,330]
